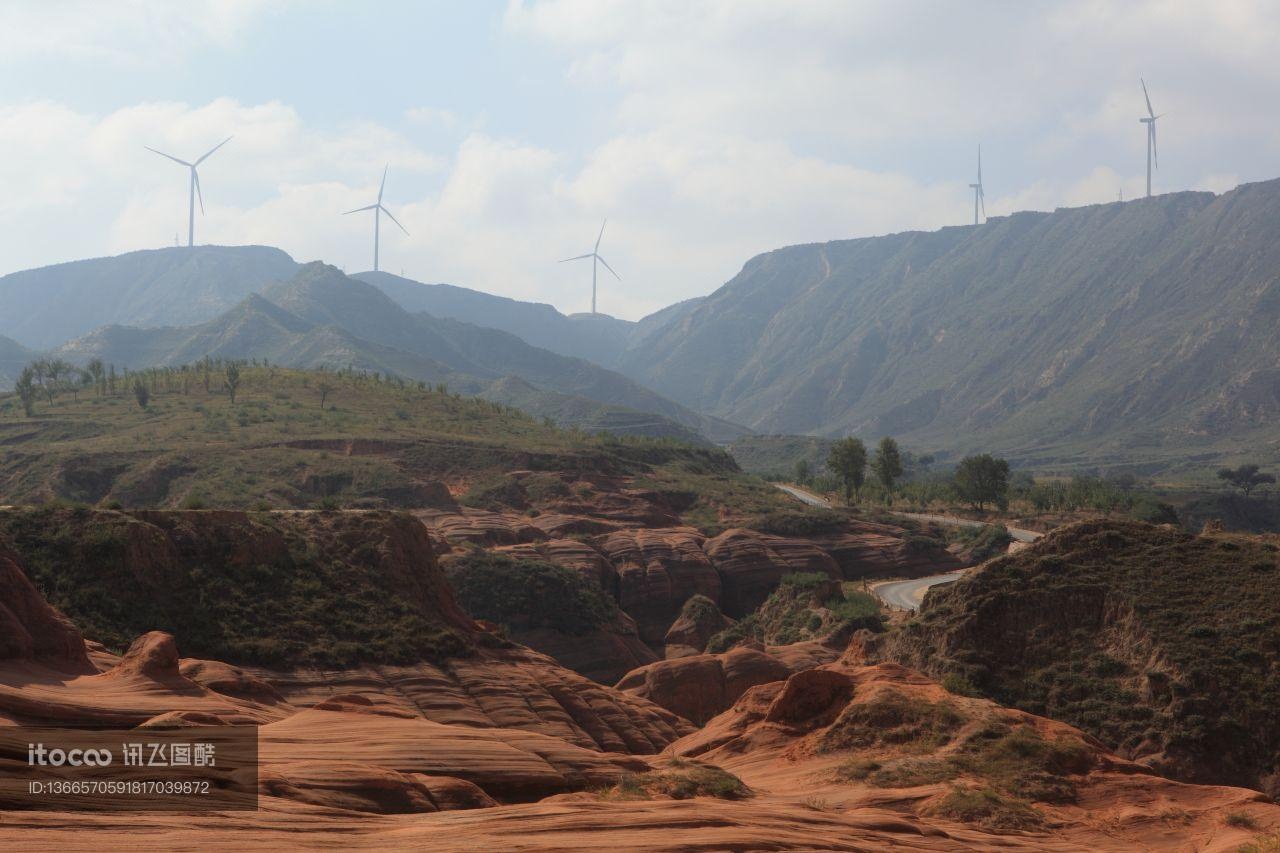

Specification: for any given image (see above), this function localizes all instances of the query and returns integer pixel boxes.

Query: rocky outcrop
[259,761,496,813]
[598,527,719,643]
[107,631,182,680]
[704,528,842,616]
[259,647,693,755]
[663,594,734,658]
[612,643,842,726]
[0,545,91,670]
[425,506,957,665]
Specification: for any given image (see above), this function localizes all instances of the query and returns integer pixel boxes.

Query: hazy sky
[1,1,1277,319]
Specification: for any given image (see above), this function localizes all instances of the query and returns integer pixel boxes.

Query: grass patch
[817,690,963,753]
[604,761,751,801]
[927,787,1044,831]
[831,721,1091,804]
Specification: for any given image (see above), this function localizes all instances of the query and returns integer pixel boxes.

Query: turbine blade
[379,204,409,235]
[980,192,986,218]
[194,170,205,215]
[145,146,192,167]
[378,165,388,204]
[1151,123,1158,169]
[1141,78,1154,118]
[594,218,607,252]
[342,204,378,215]
[559,254,593,263]
[194,135,232,166]
[596,254,621,280]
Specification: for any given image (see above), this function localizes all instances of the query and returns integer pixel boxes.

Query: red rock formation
[704,528,842,616]
[598,527,718,643]
[616,646,793,725]
[663,594,734,658]
[0,545,92,671]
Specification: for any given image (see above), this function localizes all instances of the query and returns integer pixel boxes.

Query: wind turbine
[1140,79,1164,198]
[559,219,620,315]
[969,145,985,225]
[144,136,232,247]
[342,165,409,272]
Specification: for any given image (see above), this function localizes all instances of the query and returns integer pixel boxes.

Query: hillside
[55,263,742,442]
[879,519,1280,796]
[619,179,1280,475]
[478,376,712,445]
[0,365,740,510]
[0,245,299,349]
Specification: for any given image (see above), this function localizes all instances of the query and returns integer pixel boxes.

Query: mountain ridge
[619,179,1280,473]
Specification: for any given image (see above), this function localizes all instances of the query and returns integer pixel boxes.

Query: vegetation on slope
[885,520,1280,794]
[445,552,619,636]
[0,506,473,667]
[0,365,757,512]
[602,757,752,801]
[706,572,883,652]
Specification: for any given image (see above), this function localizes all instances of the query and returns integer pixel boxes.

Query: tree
[132,380,150,409]
[225,363,241,404]
[872,437,904,504]
[15,366,37,416]
[793,457,813,486]
[826,437,867,504]
[1216,464,1276,497]
[86,358,105,396]
[953,454,1011,511]
[317,380,335,409]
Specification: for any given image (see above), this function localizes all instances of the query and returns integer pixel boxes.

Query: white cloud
[3,4,1280,322]
[0,1,281,65]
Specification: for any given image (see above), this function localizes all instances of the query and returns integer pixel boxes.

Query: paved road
[872,571,965,611]
[774,483,1042,611]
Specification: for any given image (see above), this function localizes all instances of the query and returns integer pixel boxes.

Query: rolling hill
[619,178,1280,474]
[53,263,744,442]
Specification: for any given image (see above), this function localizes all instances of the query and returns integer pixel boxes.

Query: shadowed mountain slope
[620,179,1280,473]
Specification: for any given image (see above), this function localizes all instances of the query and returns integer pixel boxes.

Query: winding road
[775,483,1042,611]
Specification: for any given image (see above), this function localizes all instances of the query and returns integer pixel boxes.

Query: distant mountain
[0,335,36,392]
[358,271,638,367]
[57,263,745,443]
[0,246,300,349]
[621,178,1280,473]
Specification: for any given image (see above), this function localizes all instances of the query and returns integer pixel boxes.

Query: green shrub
[928,787,1044,831]
[750,508,846,537]
[446,553,617,635]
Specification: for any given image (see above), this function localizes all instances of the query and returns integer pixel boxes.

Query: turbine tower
[559,219,620,315]
[145,136,232,247]
[1140,79,1164,198]
[342,165,409,272]
[969,144,985,225]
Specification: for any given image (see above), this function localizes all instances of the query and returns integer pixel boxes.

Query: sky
[1,1,1278,320]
